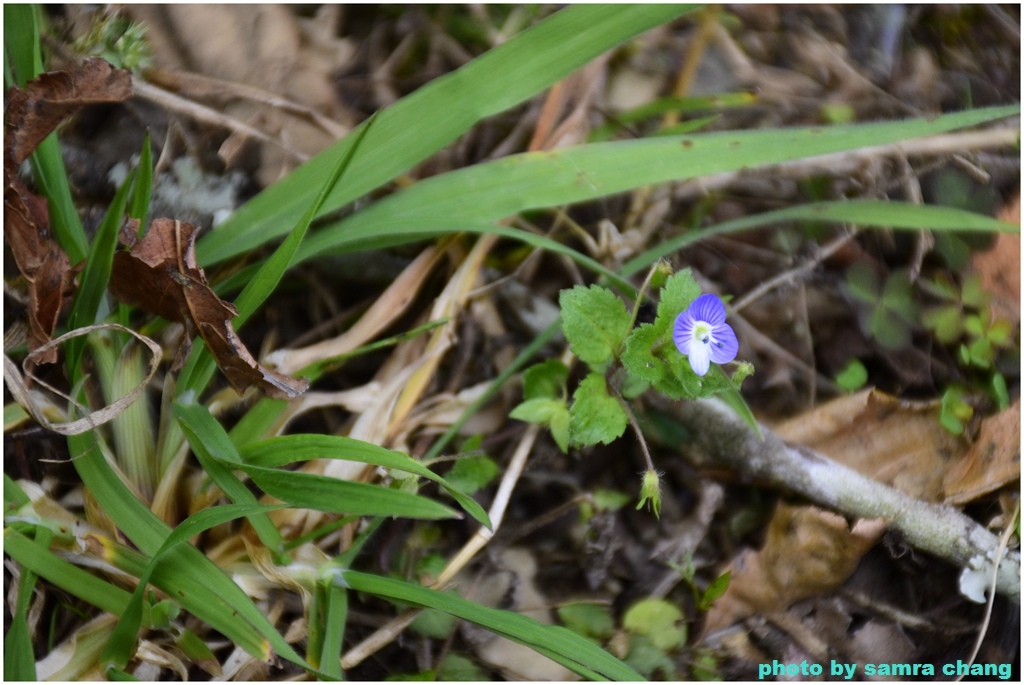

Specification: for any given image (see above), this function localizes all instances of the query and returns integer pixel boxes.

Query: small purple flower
[673,294,739,376]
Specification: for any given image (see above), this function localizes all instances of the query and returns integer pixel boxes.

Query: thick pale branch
[651,396,1020,603]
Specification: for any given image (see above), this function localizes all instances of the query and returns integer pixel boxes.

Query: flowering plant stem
[650,395,1021,603]
[612,385,656,474]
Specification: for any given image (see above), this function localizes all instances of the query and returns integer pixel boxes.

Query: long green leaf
[620,198,1021,277]
[65,168,136,372]
[318,582,347,679]
[197,5,697,265]
[65,431,304,668]
[4,527,139,620]
[241,465,460,521]
[101,503,286,672]
[240,435,490,527]
[4,526,47,681]
[295,106,1019,266]
[338,570,643,681]
[128,132,153,227]
[173,400,286,552]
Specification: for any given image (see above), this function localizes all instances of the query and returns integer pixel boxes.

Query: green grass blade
[620,198,1021,277]
[235,113,378,328]
[241,465,461,521]
[4,527,139,619]
[173,399,286,552]
[589,92,755,142]
[4,4,43,87]
[128,132,153,227]
[240,435,490,527]
[296,106,1019,267]
[4,473,31,510]
[197,5,697,266]
[177,401,461,521]
[65,168,136,372]
[318,583,348,680]
[101,503,286,672]
[64,431,305,668]
[4,527,47,681]
[338,570,643,681]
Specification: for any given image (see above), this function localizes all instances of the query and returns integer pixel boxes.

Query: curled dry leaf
[108,218,308,399]
[4,58,132,362]
[3,185,76,363]
[4,57,133,168]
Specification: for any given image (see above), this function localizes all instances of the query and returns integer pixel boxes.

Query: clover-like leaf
[559,285,632,367]
[568,372,628,446]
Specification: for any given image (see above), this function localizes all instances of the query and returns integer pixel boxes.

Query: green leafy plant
[513,269,752,515]
[919,271,1016,433]
[4,3,1020,681]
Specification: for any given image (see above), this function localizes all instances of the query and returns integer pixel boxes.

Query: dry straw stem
[132,79,308,162]
[651,396,1021,603]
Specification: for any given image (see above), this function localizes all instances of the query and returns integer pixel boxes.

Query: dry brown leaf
[703,503,885,636]
[943,400,1020,505]
[3,58,132,362]
[4,57,132,169]
[773,388,965,502]
[4,183,75,363]
[108,218,307,399]
[971,193,1020,325]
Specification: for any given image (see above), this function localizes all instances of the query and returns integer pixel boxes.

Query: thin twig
[731,228,858,313]
[648,395,1021,602]
[958,498,1021,681]
[132,80,308,162]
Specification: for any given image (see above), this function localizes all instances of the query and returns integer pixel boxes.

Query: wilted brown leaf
[943,400,1020,505]
[108,218,307,399]
[3,58,131,362]
[4,57,132,169]
[971,193,1020,325]
[702,503,885,635]
[4,182,75,364]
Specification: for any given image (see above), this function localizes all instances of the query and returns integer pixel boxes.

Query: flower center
[693,321,713,346]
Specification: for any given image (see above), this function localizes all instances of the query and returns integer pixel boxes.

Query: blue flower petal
[688,294,727,327]
[673,311,695,355]
[687,339,711,376]
[708,323,739,364]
